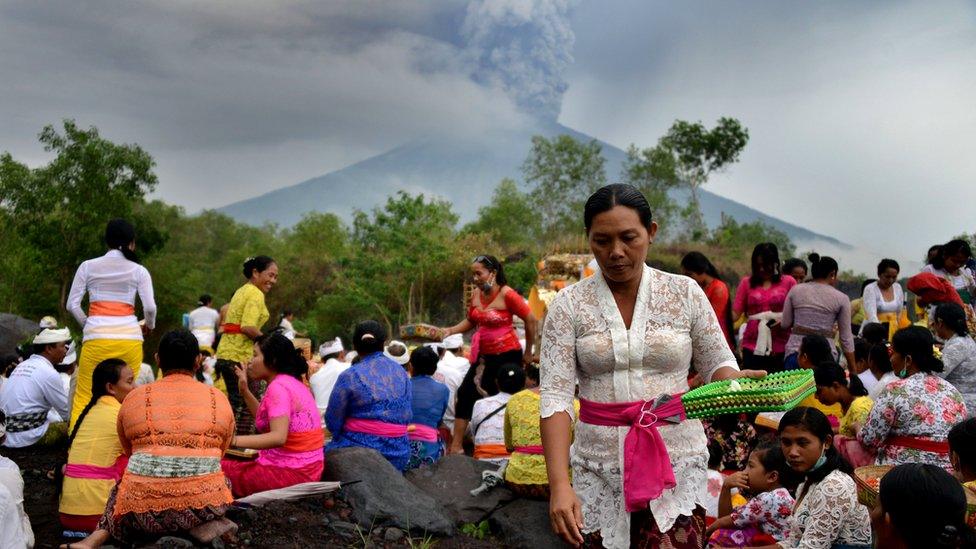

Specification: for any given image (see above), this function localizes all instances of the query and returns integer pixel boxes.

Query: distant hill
[219,120,849,251]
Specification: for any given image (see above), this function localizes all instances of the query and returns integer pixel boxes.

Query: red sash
[887,435,950,454]
[221,323,242,334]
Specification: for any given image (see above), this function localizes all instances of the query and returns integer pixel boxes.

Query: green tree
[709,213,796,259]
[651,118,749,239]
[462,178,541,251]
[522,135,606,240]
[0,120,158,320]
[619,145,680,238]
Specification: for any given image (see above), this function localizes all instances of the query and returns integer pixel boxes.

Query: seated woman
[65,330,235,549]
[221,333,324,497]
[794,335,844,424]
[470,363,524,465]
[814,360,874,467]
[59,359,135,534]
[405,346,449,470]
[859,326,969,471]
[932,303,976,416]
[326,321,412,471]
[503,365,578,499]
[872,463,976,548]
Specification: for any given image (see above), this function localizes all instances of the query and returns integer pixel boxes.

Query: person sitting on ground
[0,328,71,448]
[384,340,411,370]
[864,342,898,401]
[405,346,449,470]
[871,463,976,549]
[469,363,524,465]
[326,321,412,471]
[932,303,976,416]
[793,335,844,424]
[0,416,35,547]
[949,417,976,497]
[859,326,968,471]
[59,359,135,535]
[814,360,875,467]
[503,364,578,500]
[706,439,795,548]
[65,329,236,549]
[309,337,349,421]
[221,333,324,497]
[433,334,469,437]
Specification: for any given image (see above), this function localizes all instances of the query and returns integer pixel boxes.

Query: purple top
[255,374,324,469]
[781,282,855,357]
[733,275,797,354]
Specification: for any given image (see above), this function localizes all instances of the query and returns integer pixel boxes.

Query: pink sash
[344,418,408,438]
[514,445,544,455]
[579,395,687,513]
[407,424,439,443]
[64,462,123,481]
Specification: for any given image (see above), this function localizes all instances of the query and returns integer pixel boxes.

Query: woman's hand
[713,366,767,382]
[233,363,250,395]
[522,349,538,366]
[549,483,584,547]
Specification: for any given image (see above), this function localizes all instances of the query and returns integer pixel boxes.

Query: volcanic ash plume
[462,0,575,122]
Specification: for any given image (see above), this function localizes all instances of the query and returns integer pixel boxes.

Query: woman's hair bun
[807,253,821,265]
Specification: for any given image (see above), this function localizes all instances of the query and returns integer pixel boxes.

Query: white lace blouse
[540,266,737,549]
[780,469,872,549]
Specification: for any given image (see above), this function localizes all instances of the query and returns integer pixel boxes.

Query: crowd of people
[0,185,972,548]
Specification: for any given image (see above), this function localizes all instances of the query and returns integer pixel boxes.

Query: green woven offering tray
[682,370,815,419]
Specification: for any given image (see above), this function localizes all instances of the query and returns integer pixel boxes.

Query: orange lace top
[113,372,235,517]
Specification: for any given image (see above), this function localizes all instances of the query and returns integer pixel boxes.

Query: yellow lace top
[839,396,873,437]
[503,389,579,485]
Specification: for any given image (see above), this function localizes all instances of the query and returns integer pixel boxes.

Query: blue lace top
[410,376,449,429]
[325,351,413,470]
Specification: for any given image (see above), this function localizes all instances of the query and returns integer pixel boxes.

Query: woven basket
[682,370,815,419]
[854,465,892,508]
[399,323,443,341]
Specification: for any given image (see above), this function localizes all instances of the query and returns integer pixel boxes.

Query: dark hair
[860,278,877,295]
[892,326,944,373]
[949,417,976,475]
[935,303,969,337]
[814,360,868,397]
[256,333,308,380]
[799,335,833,366]
[32,342,59,356]
[807,253,838,280]
[105,218,138,263]
[472,255,508,287]
[524,364,540,385]
[749,243,782,287]
[243,255,276,279]
[157,329,201,373]
[353,320,386,355]
[752,439,791,482]
[280,308,293,319]
[496,363,526,394]
[868,342,893,374]
[931,239,974,271]
[877,258,900,276]
[854,338,871,363]
[861,323,887,346]
[778,407,851,485]
[198,294,213,307]
[880,463,976,548]
[707,440,723,470]
[782,257,807,277]
[67,358,128,449]
[409,346,439,377]
[681,251,720,278]
[583,184,653,233]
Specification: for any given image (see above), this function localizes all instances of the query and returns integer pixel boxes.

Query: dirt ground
[6,445,504,549]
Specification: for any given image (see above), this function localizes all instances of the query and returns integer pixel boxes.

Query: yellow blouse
[216,283,269,364]
[59,396,123,516]
[503,389,579,486]
[839,396,873,437]
[799,393,844,424]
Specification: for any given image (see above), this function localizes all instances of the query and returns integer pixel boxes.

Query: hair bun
[807,253,821,265]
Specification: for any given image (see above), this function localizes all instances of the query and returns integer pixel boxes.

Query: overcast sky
[1,0,973,259]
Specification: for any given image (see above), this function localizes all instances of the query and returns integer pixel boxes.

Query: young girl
[872,463,976,548]
[814,360,875,467]
[706,440,794,547]
[795,336,844,424]
[59,359,135,533]
[864,342,897,400]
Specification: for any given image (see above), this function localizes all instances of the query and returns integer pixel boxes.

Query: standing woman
[732,243,797,373]
[439,255,538,454]
[681,251,734,351]
[781,254,856,371]
[923,239,976,310]
[541,184,764,548]
[215,256,278,435]
[67,219,156,428]
[782,257,808,285]
[188,294,220,352]
[861,259,906,340]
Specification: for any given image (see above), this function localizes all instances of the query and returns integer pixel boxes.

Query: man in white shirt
[433,334,471,433]
[188,294,221,351]
[309,338,350,421]
[0,328,71,448]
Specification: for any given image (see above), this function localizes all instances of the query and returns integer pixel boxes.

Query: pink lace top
[256,375,324,469]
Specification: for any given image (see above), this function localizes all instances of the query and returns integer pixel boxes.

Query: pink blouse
[733,275,797,354]
[256,375,324,469]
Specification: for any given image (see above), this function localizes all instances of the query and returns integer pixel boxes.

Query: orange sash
[473,444,510,460]
[89,301,135,316]
[283,429,325,453]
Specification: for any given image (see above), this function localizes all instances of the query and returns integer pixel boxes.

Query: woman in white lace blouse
[540,184,765,549]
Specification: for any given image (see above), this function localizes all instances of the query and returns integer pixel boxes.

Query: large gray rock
[490,499,568,549]
[324,447,453,536]
[0,313,37,357]
[405,454,516,524]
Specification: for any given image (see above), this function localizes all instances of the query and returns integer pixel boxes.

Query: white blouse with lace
[539,266,737,549]
[780,469,872,549]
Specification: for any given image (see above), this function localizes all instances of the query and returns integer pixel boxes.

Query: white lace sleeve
[783,473,864,549]
[686,280,738,382]
[540,291,577,420]
[941,337,965,378]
